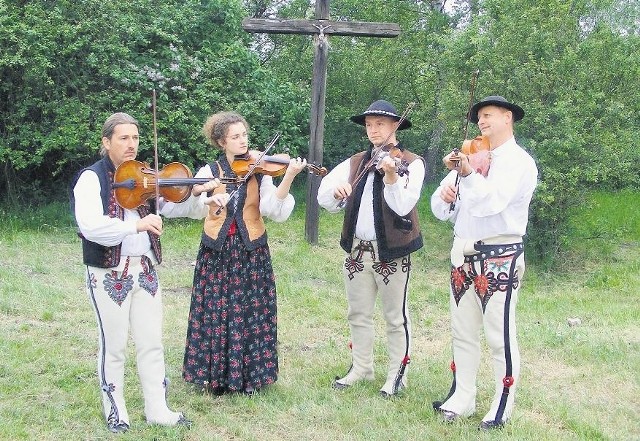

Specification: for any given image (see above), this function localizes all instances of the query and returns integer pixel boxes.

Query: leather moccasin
[478,419,505,431]
[107,421,129,433]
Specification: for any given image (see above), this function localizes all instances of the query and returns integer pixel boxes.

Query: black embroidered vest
[340,143,424,260]
[70,157,162,268]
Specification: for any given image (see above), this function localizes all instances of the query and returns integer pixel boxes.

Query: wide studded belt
[464,242,524,262]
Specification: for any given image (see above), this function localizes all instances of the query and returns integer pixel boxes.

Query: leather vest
[201,157,267,251]
[70,156,161,268]
[340,144,424,260]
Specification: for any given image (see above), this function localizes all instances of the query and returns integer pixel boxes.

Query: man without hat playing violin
[70,112,215,432]
[317,100,425,398]
[430,96,538,430]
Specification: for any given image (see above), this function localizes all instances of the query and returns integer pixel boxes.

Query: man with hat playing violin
[70,113,207,433]
[430,96,538,430]
[318,100,425,398]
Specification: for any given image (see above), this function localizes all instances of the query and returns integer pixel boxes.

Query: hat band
[364,110,399,118]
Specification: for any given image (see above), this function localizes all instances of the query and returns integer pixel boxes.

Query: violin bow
[152,89,160,214]
[214,132,281,215]
[462,70,479,141]
[450,70,480,212]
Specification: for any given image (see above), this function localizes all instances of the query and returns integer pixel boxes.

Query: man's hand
[439,183,458,204]
[379,156,399,184]
[333,182,353,200]
[443,150,473,176]
[136,213,163,236]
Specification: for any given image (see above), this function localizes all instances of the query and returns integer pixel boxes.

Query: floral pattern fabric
[450,253,520,312]
[98,256,159,306]
[103,257,133,306]
[183,234,278,393]
[344,241,409,285]
[138,255,158,296]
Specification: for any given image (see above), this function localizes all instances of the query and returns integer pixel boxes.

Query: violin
[454,135,491,177]
[113,147,327,211]
[372,144,409,177]
[461,135,490,156]
[231,150,328,178]
[112,159,240,209]
[206,149,327,216]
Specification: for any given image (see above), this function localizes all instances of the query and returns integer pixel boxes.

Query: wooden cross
[243,0,400,244]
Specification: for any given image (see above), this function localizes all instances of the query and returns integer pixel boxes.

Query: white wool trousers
[341,239,412,394]
[85,256,178,426]
[439,250,525,423]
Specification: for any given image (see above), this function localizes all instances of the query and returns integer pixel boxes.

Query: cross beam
[242,18,400,38]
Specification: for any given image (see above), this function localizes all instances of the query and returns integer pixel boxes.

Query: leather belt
[465,242,524,262]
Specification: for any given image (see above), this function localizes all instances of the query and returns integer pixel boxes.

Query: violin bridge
[143,177,149,188]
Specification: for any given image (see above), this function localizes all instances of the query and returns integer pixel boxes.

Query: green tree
[0,0,309,203]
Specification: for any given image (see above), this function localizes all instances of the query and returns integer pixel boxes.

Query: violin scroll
[307,163,328,177]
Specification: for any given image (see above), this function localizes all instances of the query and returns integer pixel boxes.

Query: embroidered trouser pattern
[342,240,412,394]
[86,256,178,426]
[439,249,524,423]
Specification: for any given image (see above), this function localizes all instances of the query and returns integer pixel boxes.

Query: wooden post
[305,3,329,243]
[243,0,400,244]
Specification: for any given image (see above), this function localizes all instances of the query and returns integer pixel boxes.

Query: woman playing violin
[182,111,306,395]
[317,100,425,398]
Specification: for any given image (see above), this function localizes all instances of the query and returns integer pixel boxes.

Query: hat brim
[350,113,412,130]
[469,100,524,124]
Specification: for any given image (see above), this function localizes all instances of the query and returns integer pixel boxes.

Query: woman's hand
[203,192,230,208]
[284,157,307,178]
[192,178,221,197]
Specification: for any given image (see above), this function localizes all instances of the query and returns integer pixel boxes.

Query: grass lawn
[0,190,638,440]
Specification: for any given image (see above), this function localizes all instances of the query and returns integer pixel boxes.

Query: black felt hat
[350,100,412,130]
[468,95,525,123]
